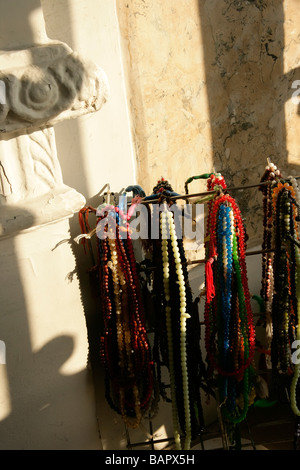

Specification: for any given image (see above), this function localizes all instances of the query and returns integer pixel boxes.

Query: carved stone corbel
[0,42,109,134]
[0,5,109,238]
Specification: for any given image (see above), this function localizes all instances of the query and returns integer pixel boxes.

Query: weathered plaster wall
[199,0,299,246]
[284,1,300,169]
[117,0,300,247]
[117,0,213,196]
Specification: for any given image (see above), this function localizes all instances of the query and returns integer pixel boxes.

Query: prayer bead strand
[147,178,206,449]
[271,185,297,376]
[160,210,182,450]
[88,204,155,429]
[268,179,300,418]
[204,195,255,377]
[167,209,192,450]
[290,241,300,416]
[258,168,274,365]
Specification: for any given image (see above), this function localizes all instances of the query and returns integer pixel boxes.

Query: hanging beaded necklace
[80,198,157,429]
[204,174,255,425]
[160,208,184,449]
[148,178,205,450]
[270,180,300,408]
[290,235,300,416]
[289,175,300,419]
[258,162,282,357]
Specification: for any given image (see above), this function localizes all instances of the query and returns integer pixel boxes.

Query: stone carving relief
[0,42,109,134]
[0,127,63,204]
[0,40,109,236]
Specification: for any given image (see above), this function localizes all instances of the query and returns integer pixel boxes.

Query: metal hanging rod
[84,175,300,210]
[185,248,274,268]
[80,174,300,224]
[138,248,275,274]
[137,175,300,205]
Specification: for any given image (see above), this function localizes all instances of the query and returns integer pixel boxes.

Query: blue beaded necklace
[216,204,233,370]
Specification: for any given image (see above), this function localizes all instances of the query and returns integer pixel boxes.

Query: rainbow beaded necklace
[204,174,255,425]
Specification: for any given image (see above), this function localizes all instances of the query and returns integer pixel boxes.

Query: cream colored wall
[117,0,300,248]
[0,0,136,450]
[40,0,141,449]
[41,0,137,200]
[117,0,213,196]
[0,220,101,449]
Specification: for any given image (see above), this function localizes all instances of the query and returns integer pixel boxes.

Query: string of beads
[257,165,300,448]
[258,162,283,362]
[93,200,157,428]
[160,208,185,449]
[270,179,300,412]
[77,171,300,448]
[204,173,255,425]
[148,178,206,450]
[289,175,300,418]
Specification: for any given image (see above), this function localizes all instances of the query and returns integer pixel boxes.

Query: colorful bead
[204,175,255,425]
[79,202,157,429]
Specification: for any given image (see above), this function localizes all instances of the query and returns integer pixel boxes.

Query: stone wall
[117,0,300,247]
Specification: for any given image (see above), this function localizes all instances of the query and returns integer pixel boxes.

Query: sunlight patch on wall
[0,366,12,420]
[283,0,300,168]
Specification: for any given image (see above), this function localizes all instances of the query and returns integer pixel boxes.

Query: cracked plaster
[117,0,300,248]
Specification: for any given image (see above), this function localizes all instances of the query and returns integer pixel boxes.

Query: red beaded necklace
[204,175,255,368]
[204,194,255,376]
[79,200,156,429]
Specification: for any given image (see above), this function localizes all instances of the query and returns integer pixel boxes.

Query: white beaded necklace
[160,208,192,450]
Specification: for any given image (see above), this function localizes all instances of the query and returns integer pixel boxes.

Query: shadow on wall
[197,0,300,247]
[0,207,86,449]
[0,212,99,449]
[41,0,90,198]
[41,0,111,448]
[0,1,100,450]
